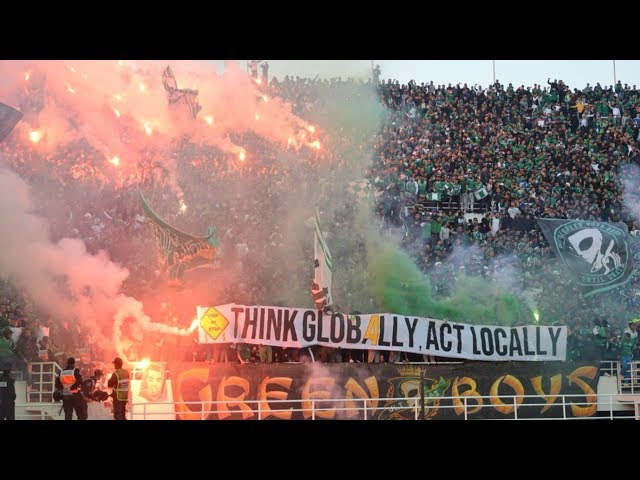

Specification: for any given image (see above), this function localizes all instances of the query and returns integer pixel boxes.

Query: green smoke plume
[366,238,530,326]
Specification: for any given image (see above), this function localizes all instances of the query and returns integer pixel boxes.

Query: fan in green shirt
[466,178,478,192]
[596,102,609,116]
[420,221,432,242]
[472,229,484,243]
[431,219,442,236]
[417,179,427,196]
[447,183,461,195]
[619,334,635,357]
[433,181,447,195]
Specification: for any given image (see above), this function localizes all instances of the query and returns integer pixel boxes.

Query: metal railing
[12,390,637,421]
[127,392,638,421]
[16,360,640,420]
[14,407,63,421]
[617,361,640,394]
[28,362,62,403]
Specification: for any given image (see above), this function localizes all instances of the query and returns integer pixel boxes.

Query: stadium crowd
[1,67,640,371]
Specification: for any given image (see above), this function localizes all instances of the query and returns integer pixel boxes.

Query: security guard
[107,357,130,420]
[55,357,87,420]
[0,362,16,420]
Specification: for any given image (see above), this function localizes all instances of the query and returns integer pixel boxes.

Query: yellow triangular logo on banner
[200,307,229,340]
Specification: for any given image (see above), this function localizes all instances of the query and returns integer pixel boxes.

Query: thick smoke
[352,221,529,325]
[221,73,539,325]
[0,60,319,194]
[226,79,387,310]
[0,59,329,360]
[0,59,561,367]
[621,163,640,228]
[0,168,196,362]
[0,168,126,346]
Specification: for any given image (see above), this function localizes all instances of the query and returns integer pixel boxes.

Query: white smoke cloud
[0,168,126,343]
[0,168,196,362]
[621,163,640,231]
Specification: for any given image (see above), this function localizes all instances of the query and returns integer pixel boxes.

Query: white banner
[311,207,333,309]
[197,304,566,362]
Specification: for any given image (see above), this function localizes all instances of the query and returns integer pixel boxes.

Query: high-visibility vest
[60,369,78,395]
[114,369,130,401]
[38,348,49,361]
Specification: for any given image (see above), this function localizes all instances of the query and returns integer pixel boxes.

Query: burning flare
[28,130,42,143]
[136,358,150,370]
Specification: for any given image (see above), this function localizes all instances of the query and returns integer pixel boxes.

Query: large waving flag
[162,66,179,93]
[0,103,23,142]
[179,89,202,119]
[161,66,202,119]
[312,207,333,310]
[139,192,220,282]
[537,218,637,297]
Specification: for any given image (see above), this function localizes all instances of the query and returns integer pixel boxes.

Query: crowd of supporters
[366,77,640,362]
[1,68,640,368]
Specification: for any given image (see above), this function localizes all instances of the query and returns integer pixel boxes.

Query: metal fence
[127,392,638,421]
[12,360,640,420]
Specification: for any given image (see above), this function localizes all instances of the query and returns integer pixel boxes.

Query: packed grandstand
[0,60,639,419]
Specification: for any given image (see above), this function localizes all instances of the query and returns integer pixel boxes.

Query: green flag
[537,218,636,297]
[139,192,220,281]
[474,186,488,200]
[426,192,441,201]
